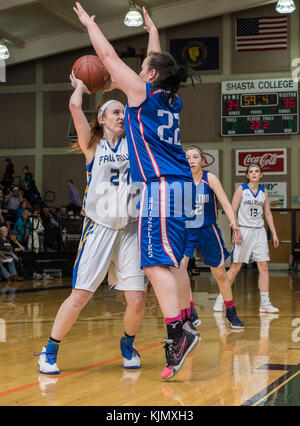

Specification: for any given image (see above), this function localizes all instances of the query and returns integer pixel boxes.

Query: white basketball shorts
[232,226,270,264]
[72,218,145,292]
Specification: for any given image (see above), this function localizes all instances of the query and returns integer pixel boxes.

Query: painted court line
[0,326,216,399]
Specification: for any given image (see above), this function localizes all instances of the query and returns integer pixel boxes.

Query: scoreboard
[221,78,298,136]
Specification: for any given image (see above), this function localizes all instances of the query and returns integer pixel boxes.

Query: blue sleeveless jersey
[186,170,218,228]
[124,83,192,183]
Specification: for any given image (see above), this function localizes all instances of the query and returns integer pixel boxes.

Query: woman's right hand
[70,71,91,94]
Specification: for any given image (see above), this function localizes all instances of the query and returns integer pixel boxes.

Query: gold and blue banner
[170,37,219,71]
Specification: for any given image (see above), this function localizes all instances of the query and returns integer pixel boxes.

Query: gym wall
[0,2,299,214]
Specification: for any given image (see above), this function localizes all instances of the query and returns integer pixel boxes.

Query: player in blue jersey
[213,163,279,313]
[35,74,146,375]
[182,147,244,329]
[74,2,200,379]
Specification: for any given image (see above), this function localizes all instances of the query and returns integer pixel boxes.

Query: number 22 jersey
[124,83,193,183]
[238,183,265,228]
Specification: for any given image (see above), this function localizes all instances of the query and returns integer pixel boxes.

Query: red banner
[236,148,287,175]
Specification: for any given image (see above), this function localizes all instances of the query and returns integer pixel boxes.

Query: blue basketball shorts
[184,223,229,268]
[138,178,193,269]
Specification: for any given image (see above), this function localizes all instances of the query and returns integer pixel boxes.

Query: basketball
[72,55,109,92]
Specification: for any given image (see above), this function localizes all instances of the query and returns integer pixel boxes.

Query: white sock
[260,292,270,305]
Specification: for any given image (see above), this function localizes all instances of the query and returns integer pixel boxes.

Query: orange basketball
[72,55,109,92]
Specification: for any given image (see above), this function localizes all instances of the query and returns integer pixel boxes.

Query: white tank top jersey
[237,183,266,228]
[82,138,139,229]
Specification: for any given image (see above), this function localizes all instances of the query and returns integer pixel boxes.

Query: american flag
[236,16,288,52]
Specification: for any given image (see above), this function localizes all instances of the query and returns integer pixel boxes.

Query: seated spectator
[0,226,23,281]
[41,203,59,250]
[6,187,23,223]
[66,180,82,216]
[9,230,48,280]
[0,251,18,282]
[0,188,8,219]
[57,206,68,221]
[16,199,27,219]
[27,209,44,253]
[0,208,5,227]
[14,208,30,244]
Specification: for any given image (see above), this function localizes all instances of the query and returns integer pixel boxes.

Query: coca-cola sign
[236,148,287,175]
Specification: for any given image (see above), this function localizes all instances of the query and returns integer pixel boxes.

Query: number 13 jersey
[238,183,265,228]
[124,83,192,183]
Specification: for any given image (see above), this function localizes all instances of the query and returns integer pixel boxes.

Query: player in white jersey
[213,163,279,313]
[35,73,145,375]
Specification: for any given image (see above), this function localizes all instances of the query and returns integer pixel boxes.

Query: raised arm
[264,189,279,248]
[69,71,95,164]
[73,2,146,106]
[143,7,161,54]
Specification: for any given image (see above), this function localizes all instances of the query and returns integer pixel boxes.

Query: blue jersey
[186,170,218,228]
[124,83,192,183]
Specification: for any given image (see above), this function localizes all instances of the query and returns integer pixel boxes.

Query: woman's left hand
[73,2,96,28]
[273,234,279,248]
[143,7,157,33]
[230,223,242,245]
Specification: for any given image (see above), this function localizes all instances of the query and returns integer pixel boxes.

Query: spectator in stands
[22,166,41,206]
[41,203,59,250]
[16,199,27,219]
[14,208,30,244]
[27,209,44,253]
[57,206,68,221]
[0,226,23,281]
[66,180,82,216]
[6,187,23,223]
[8,229,48,280]
[0,208,5,227]
[1,158,14,193]
[0,189,8,224]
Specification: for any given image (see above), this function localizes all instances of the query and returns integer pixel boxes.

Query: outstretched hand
[73,2,95,27]
[143,7,157,33]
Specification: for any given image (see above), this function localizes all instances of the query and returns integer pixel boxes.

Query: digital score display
[221,79,299,136]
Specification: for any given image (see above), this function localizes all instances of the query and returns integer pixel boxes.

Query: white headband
[97,100,117,118]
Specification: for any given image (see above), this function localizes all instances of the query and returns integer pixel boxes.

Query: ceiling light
[276,0,296,13]
[124,1,143,27]
[0,40,10,60]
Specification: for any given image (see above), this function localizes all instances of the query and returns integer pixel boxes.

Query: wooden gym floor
[0,269,300,406]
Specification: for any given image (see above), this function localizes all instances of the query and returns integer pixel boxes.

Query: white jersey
[237,183,265,228]
[82,138,139,229]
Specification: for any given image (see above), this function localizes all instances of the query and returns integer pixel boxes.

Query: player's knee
[70,290,91,310]
[213,267,227,282]
[258,262,269,274]
[129,295,145,314]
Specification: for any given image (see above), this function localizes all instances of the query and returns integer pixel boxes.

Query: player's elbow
[69,100,82,111]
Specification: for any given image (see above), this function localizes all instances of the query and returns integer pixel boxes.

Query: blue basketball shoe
[35,341,60,375]
[120,336,141,369]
